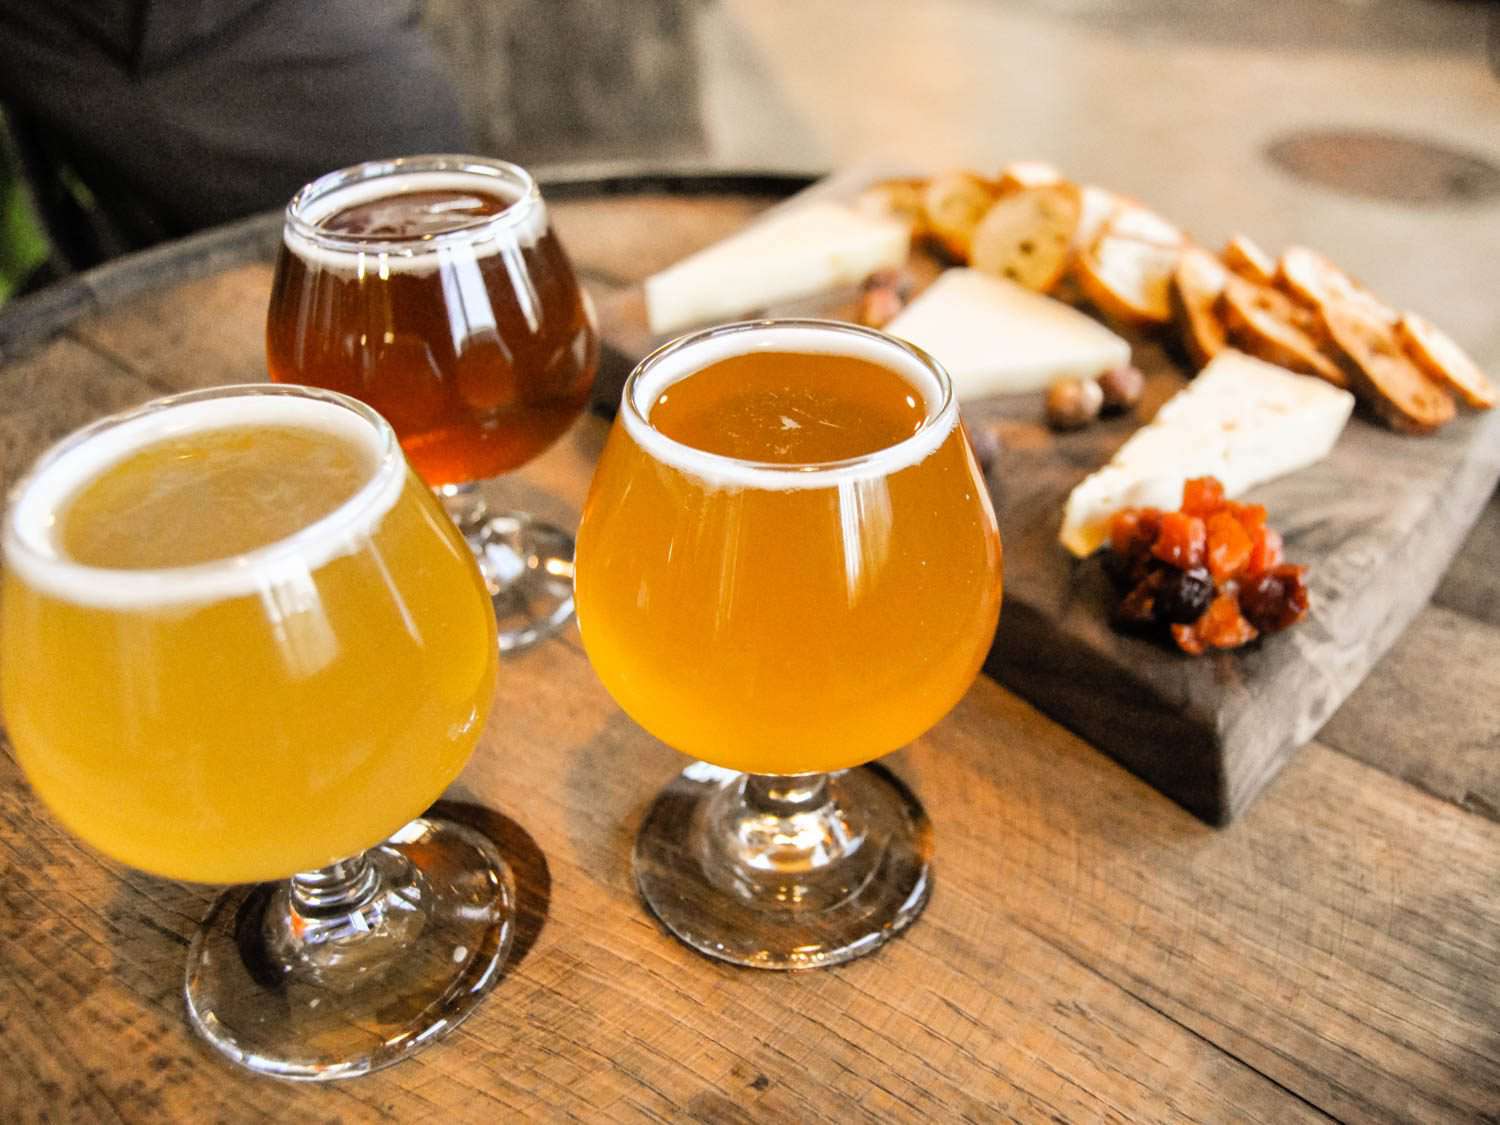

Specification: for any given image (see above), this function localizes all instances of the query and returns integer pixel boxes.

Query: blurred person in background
[0,0,466,297]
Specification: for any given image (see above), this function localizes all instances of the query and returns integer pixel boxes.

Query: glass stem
[269,847,427,972]
[731,772,861,876]
[438,481,487,533]
[289,854,382,921]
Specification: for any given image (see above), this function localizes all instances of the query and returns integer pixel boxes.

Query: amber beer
[575,326,1004,777]
[266,162,597,486]
[0,388,498,884]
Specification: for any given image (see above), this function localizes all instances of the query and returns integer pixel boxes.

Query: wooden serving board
[594,173,1500,825]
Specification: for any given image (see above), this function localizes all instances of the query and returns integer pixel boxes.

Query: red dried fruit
[1246,525,1283,576]
[1102,476,1307,656]
[1205,510,1253,582]
[1197,592,1259,649]
[1151,512,1206,568]
[1109,507,1162,558]
[1114,571,1164,627]
[1239,564,1310,632]
[1227,501,1267,535]
[1171,621,1206,656]
[1181,476,1225,517]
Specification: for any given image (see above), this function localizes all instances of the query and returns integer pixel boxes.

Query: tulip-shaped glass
[575,320,1003,968]
[268,155,599,652]
[1,384,513,1078]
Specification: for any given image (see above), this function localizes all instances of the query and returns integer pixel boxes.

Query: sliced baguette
[1170,246,1229,371]
[969,182,1082,293]
[1073,185,1121,252]
[1276,245,1395,324]
[1218,275,1347,389]
[998,160,1063,193]
[922,171,999,262]
[1106,202,1183,249]
[1321,300,1455,434]
[1076,231,1180,328]
[1222,234,1278,286]
[1394,312,1496,410]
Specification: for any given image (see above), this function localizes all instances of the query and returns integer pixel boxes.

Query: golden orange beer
[575,326,1003,776]
[266,160,597,487]
[1,389,498,884]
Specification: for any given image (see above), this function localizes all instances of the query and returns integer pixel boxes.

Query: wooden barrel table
[0,174,1497,1122]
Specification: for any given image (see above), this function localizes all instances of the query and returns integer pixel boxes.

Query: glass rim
[2,383,406,606]
[619,318,959,489]
[282,154,544,256]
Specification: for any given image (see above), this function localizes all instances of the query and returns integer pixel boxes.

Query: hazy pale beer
[1,390,498,884]
[266,161,597,487]
[575,329,1004,776]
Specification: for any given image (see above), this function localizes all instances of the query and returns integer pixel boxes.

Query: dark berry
[1154,566,1215,625]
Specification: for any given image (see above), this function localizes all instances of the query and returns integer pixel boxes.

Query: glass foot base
[634,763,932,970]
[185,817,516,1081]
[469,511,575,654]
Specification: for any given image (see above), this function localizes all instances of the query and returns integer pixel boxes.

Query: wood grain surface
[0,185,1496,1122]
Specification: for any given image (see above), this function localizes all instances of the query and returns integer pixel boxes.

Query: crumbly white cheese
[1059,350,1355,557]
[644,201,910,335]
[884,269,1132,399]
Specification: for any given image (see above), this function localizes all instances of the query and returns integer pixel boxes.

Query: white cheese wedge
[644,201,909,335]
[1059,350,1355,557]
[883,269,1132,399]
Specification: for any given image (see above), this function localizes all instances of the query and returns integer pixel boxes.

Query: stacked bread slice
[859,162,1494,435]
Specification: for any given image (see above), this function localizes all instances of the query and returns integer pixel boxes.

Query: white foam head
[620,319,958,491]
[3,386,405,609]
[282,156,549,276]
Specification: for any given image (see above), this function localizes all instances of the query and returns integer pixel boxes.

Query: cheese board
[592,167,1500,824]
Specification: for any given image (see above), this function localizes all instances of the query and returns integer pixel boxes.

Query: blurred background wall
[2,0,1497,305]
[423,0,708,168]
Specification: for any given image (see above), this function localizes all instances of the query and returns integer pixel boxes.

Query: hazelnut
[854,269,913,328]
[855,286,906,329]
[1046,376,1103,431]
[1097,365,1144,414]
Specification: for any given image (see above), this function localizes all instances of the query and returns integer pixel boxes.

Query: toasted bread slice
[1321,300,1455,433]
[969,183,1082,292]
[1218,276,1347,389]
[1395,312,1496,410]
[1170,246,1229,371]
[1276,245,1396,323]
[1076,232,1180,328]
[1073,185,1121,253]
[854,177,930,239]
[922,171,999,262]
[1107,203,1183,249]
[997,160,1063,193]
[1222,234,1278,286]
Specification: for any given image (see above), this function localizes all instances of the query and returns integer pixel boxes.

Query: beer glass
[575,321,1003,968]
[268,155,599,652]
[1,384,514,1078]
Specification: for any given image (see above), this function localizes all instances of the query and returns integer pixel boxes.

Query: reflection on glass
[575,320,1003,968]
[0,385,514,1078]
[267,155,599,652]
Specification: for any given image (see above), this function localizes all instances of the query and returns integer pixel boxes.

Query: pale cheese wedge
[644,201,910,335]
[1059,350,1354,557]
[884,268,1131,400]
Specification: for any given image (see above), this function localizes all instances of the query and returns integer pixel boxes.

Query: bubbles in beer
[623,324,955,492]
[649,352,926,465]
